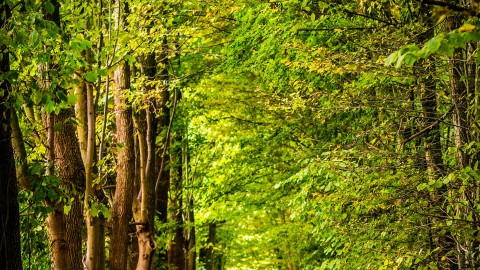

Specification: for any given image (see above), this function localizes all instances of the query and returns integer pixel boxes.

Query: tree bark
[53,109,86,270]
[0,2,23,268]
[109,62,135,270]
[135,52,158,270]
[167,131,186,270]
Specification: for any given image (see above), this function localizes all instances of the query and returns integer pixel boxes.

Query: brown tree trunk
[167,131,185,270]
[53,109,86,270]
[135,53,158,270]
[185,197,196,270]
[155,37,171,266]
[155,37,171,221]
[109,62,135,270]
[200,222,216,270]
[0,2,23,268]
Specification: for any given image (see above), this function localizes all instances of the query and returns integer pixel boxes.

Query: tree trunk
[53,109,86,270]
[109,62,135,270]
[167,131,185,270]
[155,37,171,220]
[200,222,216,270]
[135,52,158,270]
[0,2,23,268]
[185,197,196,270]
[155,37,171,266]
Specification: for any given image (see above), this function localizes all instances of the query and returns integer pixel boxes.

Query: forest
[2,0,480,269]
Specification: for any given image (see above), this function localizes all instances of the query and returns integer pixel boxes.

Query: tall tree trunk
[155,37,171,220]
[53,109,86,270]
[109,61,135,270]
[155,37,171,266]
[109,0,135,268]
[200,222,216,270]
[0,2,23,269]
[167,130,186,270]
[416,7,456,268]
[41,1,85,269]
[185,197,196,270]
[135,52,158,270]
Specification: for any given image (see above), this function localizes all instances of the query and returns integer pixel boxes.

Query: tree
[0,1,22,269]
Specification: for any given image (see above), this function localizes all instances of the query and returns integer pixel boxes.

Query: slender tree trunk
[135,52,158,270]
[155,37,171,220]
[155,37,171,266]
[84,79,105,270]
[185,197,196,270]
[0,2,23,268]
[109,62,135,270]
[201,222,216,270]
[167,130,186,270]
[10,109,31,190]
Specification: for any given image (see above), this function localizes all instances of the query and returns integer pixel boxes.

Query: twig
[401,106,454,145]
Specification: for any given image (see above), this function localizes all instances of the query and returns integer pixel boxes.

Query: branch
[401,106,454,145]
[297,26,380,32]
[342,9,396,26]
[422,0,478,15]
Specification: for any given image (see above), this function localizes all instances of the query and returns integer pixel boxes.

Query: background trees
[3,0,480,269]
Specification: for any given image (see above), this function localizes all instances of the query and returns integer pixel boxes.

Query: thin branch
[401,106,454,145]
[297,26,381,32]
[422,0,477,14]
[342,9,396,26]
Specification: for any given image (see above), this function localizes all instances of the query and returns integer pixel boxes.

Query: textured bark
[135,52,158,270]
[74,78,88,164]
[46,209,69,270]
[109,62,135,270]
[415,7,455,268]
[167,131,185,270]
[53,109,86,270]
[83,79,105,270]
[10,109,31,190]
[44,112,71,270]
[155,37,171,222]
[154,38,171,266]
[0,2,23,268]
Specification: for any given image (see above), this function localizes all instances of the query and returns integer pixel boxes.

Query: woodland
[3,0,480,269]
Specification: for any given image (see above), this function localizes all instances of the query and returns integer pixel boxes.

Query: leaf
[44,98,55,113]
[56,91,68,102]
[384,51,398,66]
[458,23,476,32]
[67,94,77,105]
[54,122,62,132]
[90,204,100,217]
[44,1,55,14]
[420,36,442,58]
[47,189,57,200]
[85,71,97,83]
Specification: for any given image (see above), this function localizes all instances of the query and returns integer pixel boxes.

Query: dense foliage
[2,0,480,269]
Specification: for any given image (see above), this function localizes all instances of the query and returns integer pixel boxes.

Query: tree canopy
[2,0,480,269]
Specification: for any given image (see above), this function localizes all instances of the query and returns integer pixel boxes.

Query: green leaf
[85,71,97,83]
[56,91,68,102]
[67,94,77,105]
[44,1,55,14]
[44,98,55,113]
[64,204,72,214]
[54,122,62,132]
[90,204,100,217]
[47,189,57,200]
[384,51,398,66]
